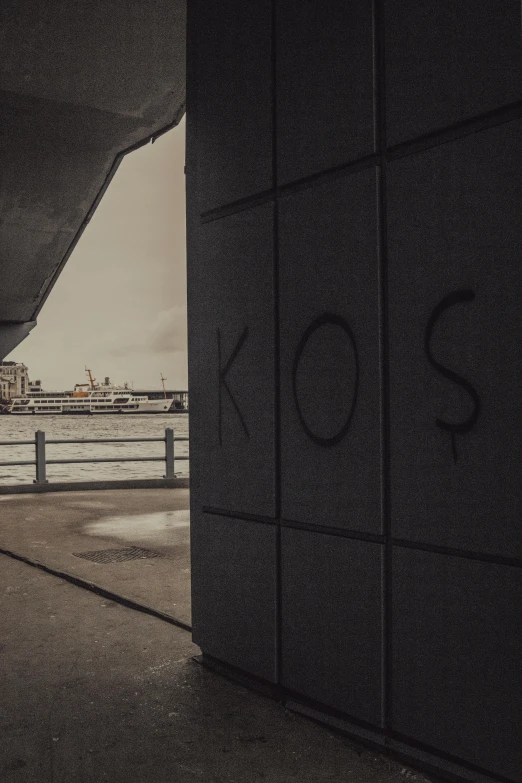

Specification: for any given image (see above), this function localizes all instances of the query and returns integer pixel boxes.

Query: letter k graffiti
[217,326,250,445]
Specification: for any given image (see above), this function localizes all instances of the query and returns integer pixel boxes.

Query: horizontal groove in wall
[198,99,522,225]
[281,518,384,544]
[201,508,383,542]
[391,538,522,569]
[387,99,522,162]
[201,507,278,525]
[277,153,380,198]
[200,190,275,223]
[199,156,380,225]
[200,508,521,567]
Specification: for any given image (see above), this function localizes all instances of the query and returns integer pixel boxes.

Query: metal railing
[0,428,188,485]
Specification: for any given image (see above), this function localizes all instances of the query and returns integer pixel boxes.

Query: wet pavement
[0,554,430,783]
[0,488,435,783]
[0,488,191,626]
[84,508,190,545]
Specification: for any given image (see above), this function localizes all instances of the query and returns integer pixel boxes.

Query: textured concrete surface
[186,3,522,780]
[0,555,430,783]
[0,489,190,626]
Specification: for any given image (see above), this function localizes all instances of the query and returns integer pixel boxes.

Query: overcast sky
[7,117,187,391]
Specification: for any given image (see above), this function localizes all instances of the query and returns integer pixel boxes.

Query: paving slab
[0,556,430,783]
[0,488,190,626]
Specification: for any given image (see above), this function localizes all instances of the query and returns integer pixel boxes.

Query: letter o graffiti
[292,313,359,447]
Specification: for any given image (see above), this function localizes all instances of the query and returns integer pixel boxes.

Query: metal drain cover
[73,547,162,564]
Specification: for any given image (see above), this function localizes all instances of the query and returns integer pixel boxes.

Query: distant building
[0,361,29,401]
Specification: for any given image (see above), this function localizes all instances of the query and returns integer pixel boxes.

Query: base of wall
[197,653,511,783]
[194,653,281,702]
[0,477,189,494]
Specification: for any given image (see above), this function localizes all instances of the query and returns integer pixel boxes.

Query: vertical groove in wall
[374,0,392,732]
[271,0,283,686]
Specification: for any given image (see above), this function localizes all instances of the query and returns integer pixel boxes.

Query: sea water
[0,413,189,485]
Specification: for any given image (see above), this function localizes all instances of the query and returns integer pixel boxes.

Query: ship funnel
[105,377,110,385]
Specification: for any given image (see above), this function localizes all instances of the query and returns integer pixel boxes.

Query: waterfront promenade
[0,488,191,627]
[0,488,428,783]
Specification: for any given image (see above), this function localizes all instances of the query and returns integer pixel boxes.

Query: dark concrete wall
[186,3,522,782]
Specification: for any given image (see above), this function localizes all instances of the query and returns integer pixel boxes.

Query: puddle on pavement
[0,496,37,501]
[84,510,190,545]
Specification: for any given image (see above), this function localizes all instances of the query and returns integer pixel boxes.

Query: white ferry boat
[8,370,171,415]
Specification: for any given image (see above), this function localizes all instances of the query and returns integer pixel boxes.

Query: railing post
[34,430,48,484]
[164,428,175,479]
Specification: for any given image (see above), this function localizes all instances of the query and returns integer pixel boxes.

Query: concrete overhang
[0,0,186,359]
